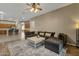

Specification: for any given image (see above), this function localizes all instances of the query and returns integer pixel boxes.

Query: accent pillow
[45,33,51,37]
[54,33,58,37]
[39,33,44,36]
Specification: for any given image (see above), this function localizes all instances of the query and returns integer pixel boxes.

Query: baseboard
[66,43,76,47]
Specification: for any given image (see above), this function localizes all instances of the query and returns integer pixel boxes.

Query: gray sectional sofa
[25,31,67,54]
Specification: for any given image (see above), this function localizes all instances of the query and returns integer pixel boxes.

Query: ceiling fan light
[34,9,38,13]
[30,8,34,12]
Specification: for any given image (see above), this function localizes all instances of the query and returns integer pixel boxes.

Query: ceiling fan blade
[37,3,40,5]
[26,3,31,6]
[38,8,42,10]
[24,8,31,10]
[25,3,32,9]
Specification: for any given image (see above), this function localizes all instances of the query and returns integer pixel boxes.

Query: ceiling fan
[26,3,42,13]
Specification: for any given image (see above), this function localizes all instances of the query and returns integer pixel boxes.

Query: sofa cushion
[46,38,63,44]
[25,31,36,39]
[45,32,55,38]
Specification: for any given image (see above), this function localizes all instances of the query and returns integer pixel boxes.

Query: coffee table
[27,37,45,48]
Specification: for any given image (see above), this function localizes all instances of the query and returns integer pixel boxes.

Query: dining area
[0,23,20,43]
[0,23,19,36]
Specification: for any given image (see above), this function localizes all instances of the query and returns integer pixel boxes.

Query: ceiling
[0,3,71,21]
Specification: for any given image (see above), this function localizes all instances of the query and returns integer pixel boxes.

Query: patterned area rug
[7,40,60,56]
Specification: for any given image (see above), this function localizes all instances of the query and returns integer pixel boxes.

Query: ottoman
[27,37,45,48]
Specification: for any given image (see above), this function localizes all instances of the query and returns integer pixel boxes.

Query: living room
[0,3,79,56]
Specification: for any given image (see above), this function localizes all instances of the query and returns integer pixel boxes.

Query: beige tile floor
[0,35,21,56]
[0,43,10,56]
[0,35,20,43]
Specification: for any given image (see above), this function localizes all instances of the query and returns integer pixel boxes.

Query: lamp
[76,23,79,29]
[30,8,34,12]
[30,8,39,13]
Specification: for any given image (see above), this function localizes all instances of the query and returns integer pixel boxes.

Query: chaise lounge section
[45,33,67,54]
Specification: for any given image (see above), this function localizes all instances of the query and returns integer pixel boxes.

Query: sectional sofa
[25,31,67,54]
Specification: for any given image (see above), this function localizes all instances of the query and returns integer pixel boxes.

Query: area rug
[7,40,60,56]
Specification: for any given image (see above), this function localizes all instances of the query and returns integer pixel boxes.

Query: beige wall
[31,4,79,45]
